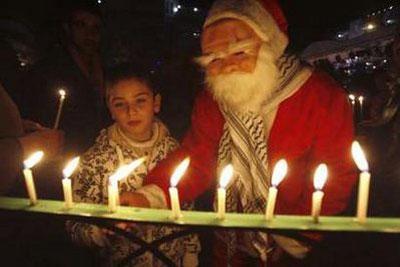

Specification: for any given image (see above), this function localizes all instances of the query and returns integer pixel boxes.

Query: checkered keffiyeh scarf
[214,54,312,261]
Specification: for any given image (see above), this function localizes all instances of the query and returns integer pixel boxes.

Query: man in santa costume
[123,0,357,265]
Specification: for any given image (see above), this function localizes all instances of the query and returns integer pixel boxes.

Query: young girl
[67,65,199,266]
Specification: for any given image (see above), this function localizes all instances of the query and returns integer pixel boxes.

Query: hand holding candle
[217,164,233,219]
[265,159,288,221]
[311,164,328,223]
[54,89,66,129]
[23,151,44,205]
[62,157,80,209]
[108,157,146,212]
[352,141,371,223]
[169,157,190,219]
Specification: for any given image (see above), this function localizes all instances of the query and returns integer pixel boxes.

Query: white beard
[206,44,280,113]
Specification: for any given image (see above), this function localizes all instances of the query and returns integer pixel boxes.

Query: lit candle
[62,157,80,209]
[169,157,190,219]
[358,96,364,119]
[217,164,233,219]
[108,157,146,212]
[349,94,356,115]
[349,94,356,104]
[23,151,44,205]
[54,89,66,129]
[311,164,328,223]
[265,159,288,221]
[351,141,371,223]
[108,182,119,213]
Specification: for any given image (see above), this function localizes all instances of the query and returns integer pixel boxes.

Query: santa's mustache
[205,43,279,113]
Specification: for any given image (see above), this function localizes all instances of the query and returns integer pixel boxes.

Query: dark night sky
[279,0,395,48]
[0,0,397,50]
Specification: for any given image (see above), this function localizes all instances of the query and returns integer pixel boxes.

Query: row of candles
[21,141,370,223]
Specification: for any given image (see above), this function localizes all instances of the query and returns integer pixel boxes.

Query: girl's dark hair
[105,64,160,99]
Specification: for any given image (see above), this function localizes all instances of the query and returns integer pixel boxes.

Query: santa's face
[200,19,279,112]
[201,19,262,75]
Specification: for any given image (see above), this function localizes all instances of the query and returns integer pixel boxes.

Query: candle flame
[358,96,364,102]
[59,89,66,98]
[313,163,328,190]
[109,157,146,185]
[219,164,233,188]
[63,157,80,179]
[351,141,369,171]
[271,159,288,187]
[349,94,355,101]
[170,157,190,187]
[23,151,44,169]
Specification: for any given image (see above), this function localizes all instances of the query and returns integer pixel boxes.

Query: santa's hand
[120,192,150,208]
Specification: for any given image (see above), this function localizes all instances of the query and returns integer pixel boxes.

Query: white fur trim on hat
[204,0,288,57]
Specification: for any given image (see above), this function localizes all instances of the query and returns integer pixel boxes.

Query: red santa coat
[145,70,357,216]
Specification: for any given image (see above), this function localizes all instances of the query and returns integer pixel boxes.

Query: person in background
[23,2,106,157]
[359,29,400,216]
[67,64,199,266]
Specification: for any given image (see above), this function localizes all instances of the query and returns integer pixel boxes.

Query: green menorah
[1,197,400,234]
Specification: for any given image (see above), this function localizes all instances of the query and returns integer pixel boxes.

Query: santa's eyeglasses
[194,39,260,67]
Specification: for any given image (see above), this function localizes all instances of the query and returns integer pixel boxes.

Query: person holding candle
[67,65,199,266]
[121,0,358,265]
[22,2,106,157]
[0,82,64,195]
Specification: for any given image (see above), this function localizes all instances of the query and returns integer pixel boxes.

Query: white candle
[349,94,356,115]
[265,159,288,221]
[312,190,324,223]
[62,179,73,208]
[108,182,118,212]
[108,157,146,213]
[311,164,328,223]
[217,188,226,219]
[357,171,371,223]
[169,187,181,219]
[22,151,44,205]
[265,187,277,220]
[358,96,364,119]
[352,141,371,223]
[62,157,80,209]
[349,94,356,104]
[54,89,66,129]
[217,164,233,219]
[169,157,190,219]
[23,169,37,205]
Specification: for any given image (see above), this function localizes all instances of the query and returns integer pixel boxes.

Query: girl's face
[108,78,161,141]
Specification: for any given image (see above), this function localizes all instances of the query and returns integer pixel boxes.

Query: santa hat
[204,0,289,57]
